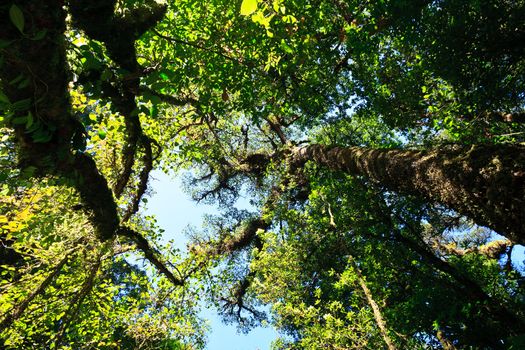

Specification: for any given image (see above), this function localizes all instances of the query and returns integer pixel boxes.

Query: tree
[1,0,524,348]
[291,143,525,244]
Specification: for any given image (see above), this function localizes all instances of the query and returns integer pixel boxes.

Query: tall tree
[1,0,524,348]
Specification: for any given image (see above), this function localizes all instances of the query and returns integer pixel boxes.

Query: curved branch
[118,227,184,286]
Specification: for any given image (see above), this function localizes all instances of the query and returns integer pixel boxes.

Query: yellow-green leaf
[240,0,258,16]
[9,4,24,34]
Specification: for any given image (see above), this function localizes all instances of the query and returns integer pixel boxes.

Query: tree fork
[292,144,525,244]
[70,0,166,201]
[394,230,525,338]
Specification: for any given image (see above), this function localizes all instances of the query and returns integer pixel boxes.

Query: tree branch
[292,144,525,244]
[0,250,73,330]
[54,253,102,346]
[118,227,184,286]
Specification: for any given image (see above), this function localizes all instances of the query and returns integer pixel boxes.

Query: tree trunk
[292,144,525,244]
[436,324,458,350]
[0,1,120,240]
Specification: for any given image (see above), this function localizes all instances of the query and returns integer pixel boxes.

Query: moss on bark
[0,1,119,240]
[293,144,525,244]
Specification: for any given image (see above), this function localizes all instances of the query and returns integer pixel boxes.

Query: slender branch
[139,86,198,107]
[393,217,525,336]
[348,256,398,350]
[112,95,142,198]
[152,29,247,66]
[122,136,154,222]
[0,252,73,330]
[54,254,102,346]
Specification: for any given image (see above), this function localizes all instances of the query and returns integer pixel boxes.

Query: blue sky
[145,170,525,349]
[146,171,278,350]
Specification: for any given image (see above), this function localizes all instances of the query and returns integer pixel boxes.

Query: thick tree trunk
[292,144,525,244]
[0,1,119,240]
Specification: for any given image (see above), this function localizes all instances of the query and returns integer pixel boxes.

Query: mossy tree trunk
[0,1,118,239]
[292,144,525,244]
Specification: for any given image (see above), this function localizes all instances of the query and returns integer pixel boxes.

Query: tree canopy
[1,0,524,349]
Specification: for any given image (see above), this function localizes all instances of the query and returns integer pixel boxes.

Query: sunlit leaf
[240,0,258,16]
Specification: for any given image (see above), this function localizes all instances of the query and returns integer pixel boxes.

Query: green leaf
[150,104,159,118]
[11,115,27,125]
[240,0,258,16]
[25,119,42,134]
[31,29,47,41]
[0,40,13,49]
[280,40,293,54]
[11,98,31,111]
[98,130,107,139]
[21,166,36,178]
[9,73,25,86]
[17,77,31,89]
[9,4,25,34]
[25,111,34,129]
[32,129,52,143]
[0,91,10,104]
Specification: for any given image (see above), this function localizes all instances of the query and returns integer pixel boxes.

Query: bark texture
[292,144,525,244]
[0,1,119,240]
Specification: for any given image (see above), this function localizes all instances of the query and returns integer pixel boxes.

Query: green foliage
[240,0,258,16]
[0,179,207,349]
[1,0,524,349]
